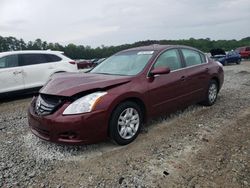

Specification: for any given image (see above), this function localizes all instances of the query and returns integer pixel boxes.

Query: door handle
[180,76,186,81]
[13,70,23,75]
[205,68,209,72]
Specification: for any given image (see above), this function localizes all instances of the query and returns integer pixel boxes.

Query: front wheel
[236,59,241,64]
[202,80,218,106]
[109,101,143,145]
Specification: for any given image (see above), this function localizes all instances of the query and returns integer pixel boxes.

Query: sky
[0,0,250,47]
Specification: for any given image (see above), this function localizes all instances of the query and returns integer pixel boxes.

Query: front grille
[35,94,64,116]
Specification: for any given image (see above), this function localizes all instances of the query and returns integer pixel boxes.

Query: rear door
[180,48,209,104]
[227,52,236,63]
[147,49,187,116]
[0,54,24,93]
[19,53,55,89]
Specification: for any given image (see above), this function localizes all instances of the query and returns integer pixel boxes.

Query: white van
[0,50,78,96]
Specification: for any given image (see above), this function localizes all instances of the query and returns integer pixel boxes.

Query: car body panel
[236,46,250,58]
[28,100,108,144]
[182,64,210,103]
[22,63,56,89]
[147,69,187,116]
[22,62,78,90]
[40,73,132,96]
[0,66,24,93]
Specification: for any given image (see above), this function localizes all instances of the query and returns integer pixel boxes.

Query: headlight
[63,91,107,115]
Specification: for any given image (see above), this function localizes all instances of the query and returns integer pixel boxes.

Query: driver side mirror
[149,67,170,77]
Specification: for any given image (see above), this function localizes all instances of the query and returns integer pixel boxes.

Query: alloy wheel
[117,107,140,140]
[208,83,218,103]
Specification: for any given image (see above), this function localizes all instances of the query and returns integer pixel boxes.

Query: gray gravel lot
[0,61,250,187]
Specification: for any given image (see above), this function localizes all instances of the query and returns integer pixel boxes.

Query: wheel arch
[53,70,66,74]
[211,76,220,91]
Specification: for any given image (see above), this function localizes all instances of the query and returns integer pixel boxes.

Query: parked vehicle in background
[77,58,106,70]
[94,58,106,65]
[235,46,250,59]
[90,58,99,64]
[76,60,93,69]
[28,44,224,146]
[210,48,241,65]
[0,50,78,97]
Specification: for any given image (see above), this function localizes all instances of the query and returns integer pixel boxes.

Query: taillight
[69,61,76,65]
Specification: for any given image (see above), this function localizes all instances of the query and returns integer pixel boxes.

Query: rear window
[45,54,62,62]
[181,49,202,67]
[19,54,48,66]
[19,53,61,66]
[199,53,207,63]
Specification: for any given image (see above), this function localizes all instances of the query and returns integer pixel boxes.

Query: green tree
[0,35,250,58]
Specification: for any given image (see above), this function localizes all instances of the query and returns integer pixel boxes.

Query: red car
[235,46,250,59]
[28,45,224,145]
[76,60,95,69]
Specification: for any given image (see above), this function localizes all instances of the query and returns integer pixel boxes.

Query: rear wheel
[109,101,143,145]
[202,80,218,106]
[236,59,241,64]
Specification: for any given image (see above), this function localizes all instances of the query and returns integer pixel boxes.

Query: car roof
[0,50,64,57]
[120,44,203,53]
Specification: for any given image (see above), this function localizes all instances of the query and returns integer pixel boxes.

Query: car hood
[210,48,226,56]
[40,72,132,97]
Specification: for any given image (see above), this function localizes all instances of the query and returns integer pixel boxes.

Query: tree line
[0,35,249,59]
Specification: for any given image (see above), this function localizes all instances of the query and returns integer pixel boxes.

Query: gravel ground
[0,61,249,188]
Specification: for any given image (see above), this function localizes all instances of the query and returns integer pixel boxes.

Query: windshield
[90,50,154,76]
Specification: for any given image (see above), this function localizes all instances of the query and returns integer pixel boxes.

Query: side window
[199,53,207,63]
[0,55,18,69]
[19,54,48,66]
[154,49,182,71]
[45,54,62,62]
[0,57,7,68]
[181,49,202,67]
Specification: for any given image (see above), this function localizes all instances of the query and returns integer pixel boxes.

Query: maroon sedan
[28,45,224,145]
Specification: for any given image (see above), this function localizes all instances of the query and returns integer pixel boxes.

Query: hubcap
[117,108,140,139]
[208,83,217,103]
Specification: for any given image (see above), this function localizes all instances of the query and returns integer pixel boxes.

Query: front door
[147,49,187,116]
[0,54,24,93]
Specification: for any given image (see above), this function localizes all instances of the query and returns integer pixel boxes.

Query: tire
[224,60,228,66]
[109,101,143,145]
[236,59,241,64]
[202,80,218,106]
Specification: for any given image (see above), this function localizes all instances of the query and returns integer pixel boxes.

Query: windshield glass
[90,50,154,76]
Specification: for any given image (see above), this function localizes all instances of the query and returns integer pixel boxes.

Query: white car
[0,50,78,96]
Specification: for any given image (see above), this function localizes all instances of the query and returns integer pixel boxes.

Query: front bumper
[28,98,109,145]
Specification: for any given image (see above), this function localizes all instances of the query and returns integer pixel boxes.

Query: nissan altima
[28,45,224,145]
